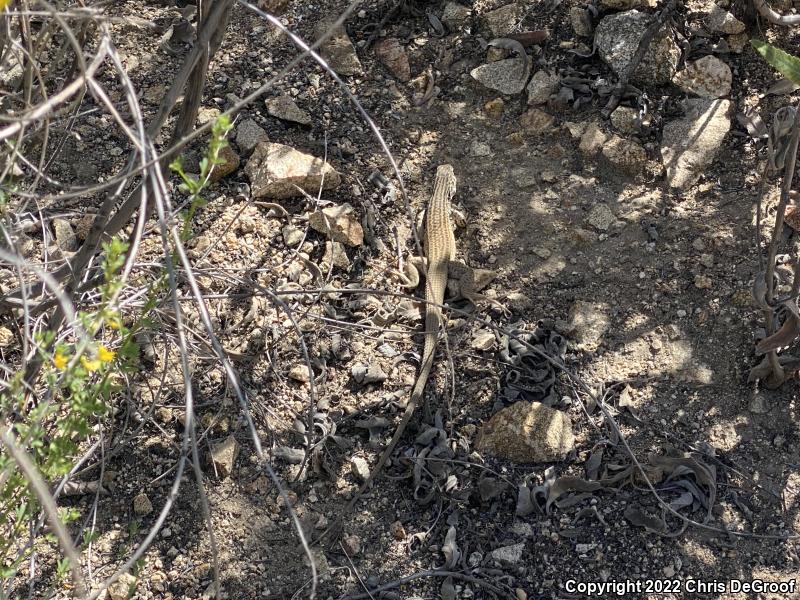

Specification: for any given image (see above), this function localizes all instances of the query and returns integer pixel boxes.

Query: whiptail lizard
[342,164,456,514]
[344,164,504,514]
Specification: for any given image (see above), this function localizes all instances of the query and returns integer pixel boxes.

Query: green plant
[169,113,233,242]
[751,39,800,86]
[0,237,141,581]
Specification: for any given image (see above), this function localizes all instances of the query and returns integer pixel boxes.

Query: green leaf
[752,39,800,87]
[168,156,184,175]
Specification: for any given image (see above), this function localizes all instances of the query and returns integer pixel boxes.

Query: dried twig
[753,0,800,25]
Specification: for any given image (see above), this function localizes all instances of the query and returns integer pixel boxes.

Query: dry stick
[763,102,800,382]
[752,0,800,25]
[156,4,233,595]
[601,0,676,118]
[0,429,87,598]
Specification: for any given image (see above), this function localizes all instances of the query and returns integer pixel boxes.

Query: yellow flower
[106,315,122,330]
[80,356,102,372]
[54,351,68,369]
[97,345,115,363]
[0,0,11,10]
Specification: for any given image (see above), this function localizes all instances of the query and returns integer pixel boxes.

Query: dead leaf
[624,506,667,533]
[478,476,507,501]
[669,491,695,510]
[765,77,800,97]
[441,576,456,600]
[516,484,536,516]
[442,526,461,569]
[546,476,602,513]
[756,300,800,354]
[735,109,768,139]
[585,448,603,480]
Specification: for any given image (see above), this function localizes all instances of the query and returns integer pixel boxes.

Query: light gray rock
[471,57,530,94]
[673,55,732,99]
[245,142,340,200]
[266,94,311,125]
[235,118,269,155]
[482,3,523,37]
[595,10,680,85]
[442,2,471,29]
[209,435,239,478]
[705,3,745,34]
[526,70,560,105]
[661,99,731,190]
[570,6,593,37]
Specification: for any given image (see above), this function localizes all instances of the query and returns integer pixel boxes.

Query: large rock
[602,135,648,176]
[482,3,523,37]
[705,3,745,34]
[442,2,471,30]
[471,57,530,94]
[477,402,574,463]
[266,94,312,125]
[245,142,340,199]
[594,10,680,85]
[527,70,560,105]
[314,16,363,76]
[673,55,732,99]
[661,99,731,190]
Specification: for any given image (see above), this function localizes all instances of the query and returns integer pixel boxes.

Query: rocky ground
[5,0,800,598]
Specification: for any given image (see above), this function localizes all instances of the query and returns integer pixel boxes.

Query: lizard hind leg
[394,255,427,289]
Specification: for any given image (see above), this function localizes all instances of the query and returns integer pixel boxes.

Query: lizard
[344,164,503,515]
